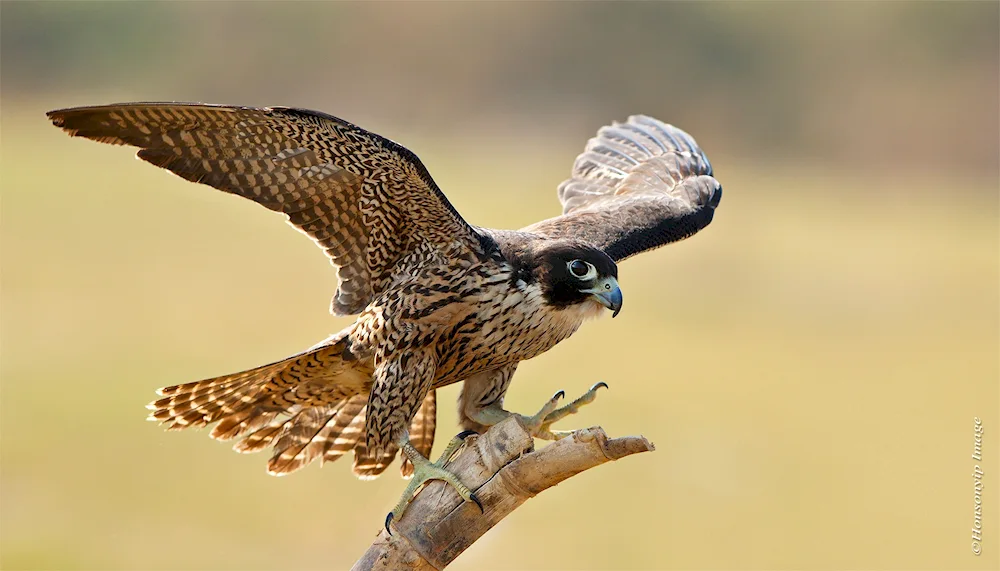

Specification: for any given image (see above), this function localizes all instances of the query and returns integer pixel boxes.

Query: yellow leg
[385,431,482,534]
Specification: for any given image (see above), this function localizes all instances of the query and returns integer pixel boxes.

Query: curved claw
[553,390,566,401]
[384,512,394,535]
[591,381,609,391]
[455,429,478,440]
[470,492,484,514]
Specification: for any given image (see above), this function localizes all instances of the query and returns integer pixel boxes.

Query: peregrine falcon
[47,104,721,526]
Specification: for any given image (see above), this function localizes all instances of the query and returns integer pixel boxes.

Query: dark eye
[568,259,592,279]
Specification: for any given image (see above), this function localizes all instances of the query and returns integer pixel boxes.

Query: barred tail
[146,360,287,431]
[242,391,437,479]
[146,336,438,480]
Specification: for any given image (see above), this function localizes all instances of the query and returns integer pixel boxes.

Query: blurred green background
[2,2,998,570]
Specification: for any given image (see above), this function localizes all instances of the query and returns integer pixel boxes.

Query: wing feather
[527,115,721,261]
[47,102,484,314]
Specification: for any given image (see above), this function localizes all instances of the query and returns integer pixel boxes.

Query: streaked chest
[434,266,593,383]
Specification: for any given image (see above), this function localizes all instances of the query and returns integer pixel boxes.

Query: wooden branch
[351,417,655,571]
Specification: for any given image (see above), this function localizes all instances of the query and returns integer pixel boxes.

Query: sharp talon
[553,390,565,401]
[455,429,478,440]
[470,492,484,513]
[384,512,394,535]
[592,381,609,391]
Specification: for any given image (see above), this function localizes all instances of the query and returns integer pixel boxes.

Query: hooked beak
[585,277,623,318]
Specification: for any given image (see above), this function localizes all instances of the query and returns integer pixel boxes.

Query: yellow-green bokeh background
[2,3,997,570]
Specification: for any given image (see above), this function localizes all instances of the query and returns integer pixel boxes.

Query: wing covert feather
[526,115,721,261]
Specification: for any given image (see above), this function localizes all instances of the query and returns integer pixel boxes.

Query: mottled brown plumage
[47,103,721,481]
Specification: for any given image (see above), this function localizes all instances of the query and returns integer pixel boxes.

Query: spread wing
[525,115,721,261]
[47,103,483,315]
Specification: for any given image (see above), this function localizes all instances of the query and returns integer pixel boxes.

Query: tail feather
[265,394,390,476]
[158,384,247,419]
[214,404,291,442]
[147,333,374,475]
[319,396,368,464]
[231,411,286,453]
[210,407,256,440]
[147,333,439,481]
[263,395,374,475]
[147,362,284,429]
[154,364,281,411]
[353,438,398,480]
[156,367,261,397]
[160,375,264,413]
[266,404,347,474]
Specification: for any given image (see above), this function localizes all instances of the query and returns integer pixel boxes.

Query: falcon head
[536,242,622,317]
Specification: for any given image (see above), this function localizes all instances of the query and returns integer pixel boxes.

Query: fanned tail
[263,395,369,476]
[145,331,427,479]
[254,390,438,479]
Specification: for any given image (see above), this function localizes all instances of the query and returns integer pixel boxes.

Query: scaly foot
[385,430,483,534]
[523,382,609,440]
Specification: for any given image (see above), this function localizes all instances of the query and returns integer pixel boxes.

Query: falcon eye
[567,259,596,280]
